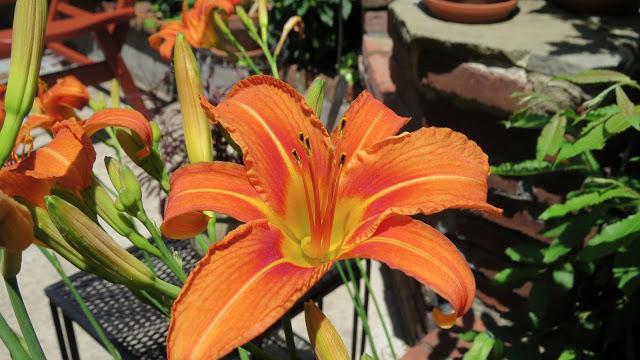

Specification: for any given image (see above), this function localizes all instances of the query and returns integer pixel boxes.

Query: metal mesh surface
[45,240,346,359]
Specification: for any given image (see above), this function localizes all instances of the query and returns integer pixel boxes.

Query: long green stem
[40,248,122,360]
[282,312,297,360]
[0,311,31,360]
[3,276,46,360]
[195,234,209,254]
[240,19,279,78]
[354,259,397,359]
[242,342,281,360]
[137,212,187,282]
[336,261,379,360]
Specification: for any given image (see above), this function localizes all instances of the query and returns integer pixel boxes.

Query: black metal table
[45,240,366,359]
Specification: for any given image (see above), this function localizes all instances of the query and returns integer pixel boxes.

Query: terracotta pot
[212,13,263,58]
[551,0,639,15]
[423,0,518,23]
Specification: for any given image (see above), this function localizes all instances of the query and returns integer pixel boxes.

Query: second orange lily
[161,75,501,359]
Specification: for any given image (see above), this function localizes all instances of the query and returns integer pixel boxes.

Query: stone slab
[389,0,640,76]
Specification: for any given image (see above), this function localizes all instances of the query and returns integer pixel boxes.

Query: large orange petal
[0,167,52,207]
[203,76,330,218]
[338,127,500,242]
[332,91,409,165]
[167,220,330,359]
[160,162,271,239]
[82,109,152,158]
[339,215,475,317]
[13,120,95,190]
[38,76,89,120]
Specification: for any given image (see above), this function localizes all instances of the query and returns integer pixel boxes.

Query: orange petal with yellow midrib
[160,162,270,239]
[339,127,501,243]
[167,220,330,359]
[205,76,331,216]
[339,215,475,317]
[331,91,409,166]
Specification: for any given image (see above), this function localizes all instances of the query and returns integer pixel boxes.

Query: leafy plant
[270,0,360,71]
[465,70,640,359]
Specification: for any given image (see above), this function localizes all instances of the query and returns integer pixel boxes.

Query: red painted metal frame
[0,0,151,118]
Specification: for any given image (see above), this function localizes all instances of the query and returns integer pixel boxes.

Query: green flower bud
[305,77,326,118]
[304,301,349,360]
[82,180,161,258]
[46,196,155,287]
[25,203,90,272]
[235,6,258,35]
[174,33,213,163]
[105,157,143,214]
[0,0,47,166]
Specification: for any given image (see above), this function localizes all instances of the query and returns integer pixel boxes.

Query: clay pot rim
[426,0,518,11]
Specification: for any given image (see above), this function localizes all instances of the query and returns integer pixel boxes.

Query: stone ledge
[389,0,640,76]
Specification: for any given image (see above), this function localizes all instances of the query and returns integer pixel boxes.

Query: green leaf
[579,212,640,260]
[462,332,495,360]
[360,355,375,360]
[459,330,478,342]
[505,243,544,264]
[543,209,603,263]
[528,278,548,317]
[494,267,537,288]
[552,263,574,291]
[491,160,586,176]
[583,84,617,109]
[503,112,549,129]
[558,349,578,360]
[556,123,606,162]
[604,111,637,134]
[615,85,635,117]
[539,187,640,220]
[341,0,352,19]
[613,240,640,296]
[536,114,566,161]
[556,69,630,84]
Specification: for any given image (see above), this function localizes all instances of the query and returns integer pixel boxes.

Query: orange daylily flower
[0,109,153,207]
[161,76,502,359]
[13,76,89,154]
[148,0,235,61]
[35,76,89,120]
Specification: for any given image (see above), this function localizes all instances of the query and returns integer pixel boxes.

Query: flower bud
[304,301,349,360]
[115,126,167,188]
[46,195,155,287]
[235,6,258,36]
[82,180,161,258]
[274,16,303,57]
[258,0,268,43]
[174,33,213,163]
[26,203,90,272]
[0,0,47,165]
[105,157,143,214]
[305,77,326,118]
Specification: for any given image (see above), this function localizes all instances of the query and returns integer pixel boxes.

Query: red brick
[361,0,392,9]
[363,10,388,34]
[422,62,532,113]
[367,53,396,95]
[362,34,393,56]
